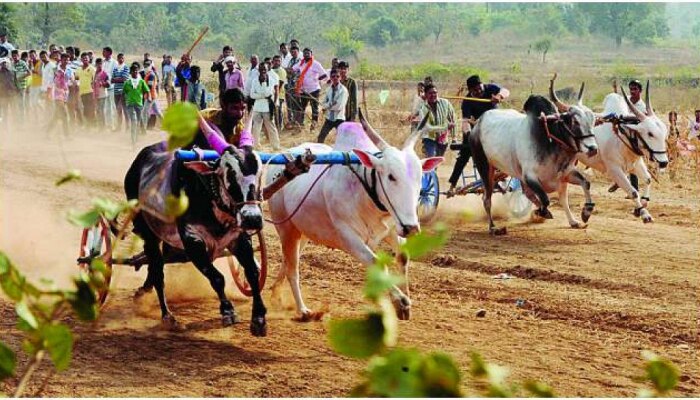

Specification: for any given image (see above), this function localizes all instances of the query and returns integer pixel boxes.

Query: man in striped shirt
[417,83,455,157]
[111,53,130,131]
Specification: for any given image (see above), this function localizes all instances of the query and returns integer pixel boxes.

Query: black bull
[124,142,313,336]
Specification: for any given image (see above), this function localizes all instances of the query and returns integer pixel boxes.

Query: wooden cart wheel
[226,230,268,297]
[78,217,113,306]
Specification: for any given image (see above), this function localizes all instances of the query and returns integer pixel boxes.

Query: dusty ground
[0,119,698,397]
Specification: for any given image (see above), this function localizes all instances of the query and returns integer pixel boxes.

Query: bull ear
[352,149,380,169]
[183,161,214,175]
[421,157,444,172]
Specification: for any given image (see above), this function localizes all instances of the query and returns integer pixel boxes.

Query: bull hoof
[642,215,654,224]
[250,317,267,337]
[570,221,587,229]
[537,208,554,219]
[221,311,240,327]
[489,227,507,236]
[294,311,325,322]
[162,314,183,331]
[396,305,411,321]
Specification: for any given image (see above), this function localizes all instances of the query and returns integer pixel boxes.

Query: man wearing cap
[211,45,235,97]
[446,75,509,197]
[337,61,357,122]
[223,56,244,91]
[292,47,327,130]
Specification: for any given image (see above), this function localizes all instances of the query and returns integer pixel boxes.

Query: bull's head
[185,146,263,232]
[549,74,598,157]
[356,110,443,238]
[619,81,669,168]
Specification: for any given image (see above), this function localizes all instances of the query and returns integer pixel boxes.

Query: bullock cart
[76,149,366,306]
[417,142,533,222]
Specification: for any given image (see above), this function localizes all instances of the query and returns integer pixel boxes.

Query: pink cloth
[238,129,253,148]
[224,69,244,90]
[52,66,70,102]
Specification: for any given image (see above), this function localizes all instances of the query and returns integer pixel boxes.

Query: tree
[322,26,364,62]
[366,16,401,47]
[533,38,552,63]
[0,4,18,41]
[30,3,85,47]
[577,3,668,47]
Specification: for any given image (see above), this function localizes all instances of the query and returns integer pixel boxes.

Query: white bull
[575,81,669,223]
[267,114,443,321]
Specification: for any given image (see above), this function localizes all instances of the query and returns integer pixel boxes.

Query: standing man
[75,52,96,125]
[337,61,357,122]
[175,54,192,102]
[92,58,110,128]
[101,47,118,129]
[111,53,130,132]
[0,58,18,127]
[223,56,244,91]
[11,50,30,120]
[446,75,509,196]
[249,62,280,150]
[161,54,176,107]
[211,45,234,97]
[142,59,162,128]
[28,50,43,111]
[41,51,57,106]
[279,43,292,68]
[51,53,72,136]
[417,83,456,158]
[0,31,15,55]
[271,55,287,130]
[122,64,150,144]
[243,54,259,112]
[292,48,327,131]
[284,45,302,128]
[317,69,348,143]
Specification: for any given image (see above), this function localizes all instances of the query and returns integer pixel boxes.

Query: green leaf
[0,252,9,275]
[93,198,136,220]
[40,324,73,372]
[365,348,425,397]
[0,267,23,301]
[470,351,488,378]
[419,352,463,397]
[378,297,398,347]
[523,380,555,397]
[55,169,82,186]
[328,313,385,359]
[15,301,38,330]
[0,342,16,379]
[399,223,449,259]
[364,262,404,302]
[163,102,200,150]
[67,209,100,228]
[68,278,98,321]
[165,190,190,218]
[643,352,679,394]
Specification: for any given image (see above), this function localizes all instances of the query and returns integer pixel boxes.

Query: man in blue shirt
[447,75,509,197]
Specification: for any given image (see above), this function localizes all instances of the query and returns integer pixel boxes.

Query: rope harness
[539,112,594,153]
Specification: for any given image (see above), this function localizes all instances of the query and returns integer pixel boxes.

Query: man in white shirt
[279,43,292,69]
[244,54,259,112]
[101,47,118,129]
[317,69,348,143]
[0,32,15,55]
[249,63,280,150]
[609,79,647,194]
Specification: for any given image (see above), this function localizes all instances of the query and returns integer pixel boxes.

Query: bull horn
[549,73,569,113]
[645,79,654,116]
[577,82,585,106]
[359,108,389,151]
[403,111,430,151]
[620,84,646,121]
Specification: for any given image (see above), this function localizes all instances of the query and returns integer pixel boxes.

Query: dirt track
[1,124,698,397]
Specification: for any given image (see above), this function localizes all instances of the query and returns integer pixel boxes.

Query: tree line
[0,3,671,59]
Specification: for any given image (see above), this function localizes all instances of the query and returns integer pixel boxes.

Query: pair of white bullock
[267,79,669,319]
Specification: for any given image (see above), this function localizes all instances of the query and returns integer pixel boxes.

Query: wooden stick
[442,95,493,103]
[185,26,209,56]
